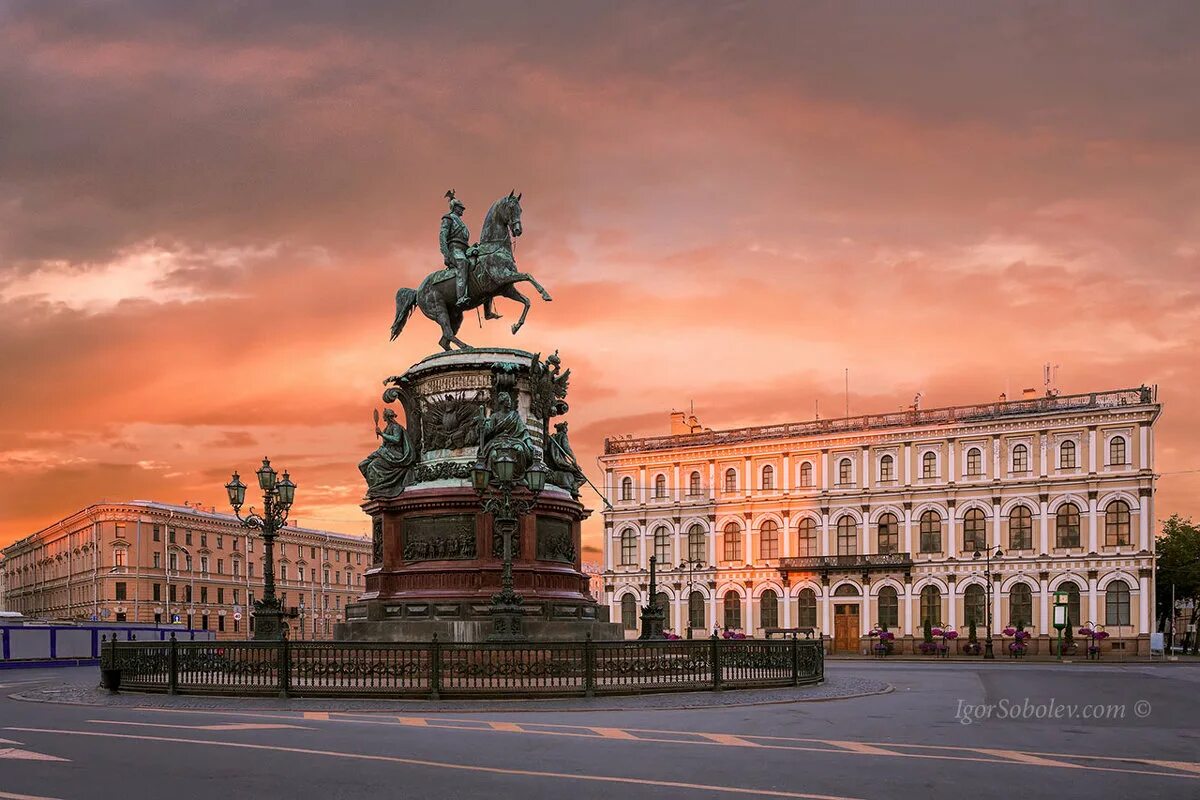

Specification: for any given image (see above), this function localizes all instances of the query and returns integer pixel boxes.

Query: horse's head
[502,190,523,238]
[480,191,524,245]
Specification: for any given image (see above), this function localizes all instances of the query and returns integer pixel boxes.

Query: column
[782,454,791,494]
[992,501,1002,549]
[674,596,683,632]
[1039,434,1048,477]
[861,591,872,636]
[1087,575,1099,625]
[992,436,1001,479]
[602,528,611,571]
[947,441,956,483]
[782,514,793,558]
[903,507,913,554]
[638,467,647,504]
[1039,576,1050,631]
[1088,428,1098,473]
[903,443,911,486]
[992,580,1002,635]
[1039,499,1050,554]
[744,517,753,564]
[947,582,957,628]
[637,525,645,568]
[708,461,716,501]
[707,519,717,566]
[820,451,830,490]
[782,592,793,627]
[710,594,719,632]
[903,584,914,636]
[744,457,752,498]
[821,584,832,637]
[606,469,614,509]
[859,516,868,556]
[861,447,870,490]
[946,512,958,559]
[672,522,682,567]
[744,593,753,634]
[673,465,681,503]
[820,512,830,556]
[1139,496,1150,551]
[1139,424,1148,469]
[1138,573,1151,634]
[1087,495,1098,553]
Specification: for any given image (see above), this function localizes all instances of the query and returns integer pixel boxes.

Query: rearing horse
[390,191,552,351]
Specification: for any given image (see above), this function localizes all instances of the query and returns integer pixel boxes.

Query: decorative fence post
[429,634,441,701]
[583,632,595,698]
[278,631,291,699]
[710,633,722,692]
[167,632,178,696]
[791,633,800,686]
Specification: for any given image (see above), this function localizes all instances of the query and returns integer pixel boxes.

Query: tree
[1156,515,1200,654]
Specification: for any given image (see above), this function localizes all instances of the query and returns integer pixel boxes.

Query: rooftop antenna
[815,398,820,421]
[1044,362,1061,397]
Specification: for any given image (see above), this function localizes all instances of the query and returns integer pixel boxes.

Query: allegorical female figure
[359,408,416,498]
[479,392,535,478]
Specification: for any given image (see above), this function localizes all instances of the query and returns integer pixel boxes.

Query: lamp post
[678,558,702,638]
[225,457,296,641]
[472,449,548,642]
[973,545,1003,659]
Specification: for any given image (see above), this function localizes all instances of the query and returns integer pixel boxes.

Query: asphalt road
[1,661,1198,800]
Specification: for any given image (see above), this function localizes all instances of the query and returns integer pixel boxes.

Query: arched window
[879,454,895,482]
[919,510,942,553]
[654,591,670,622]
[964,584,986,629]
[654,474,667,499]
[966,448,983,476]
[1109,436,1127,466]
[1105,579,1131,625]
[1009,506,1033,550]
[1056,503,1081,548]
[1060,440,1077,469]
[797,518,818,557]
[724,468,737,493]
[1105,500,1131,546]
[619,530,637,566]
[723,593,742,629]
[620,595,637,629]
[689,471,702,496]
[922,451,937,479]
[722,522,742,562]
[877,513,899,555]
[1060,581,1081,628]
[653,526,671,564]
[759,520,780,560]
[1012,443,1029,473]
[963,508,987,552]
[920,585,941,627]
[799,462,814,487]
[877,586,899,629]
[797,588,817,627]
[836,516,857,556]
[687,524,706,563]
[688,591,706,629]
[621,477,633,501]
[760,589,779,629]
[838,458,853,485]
[1009,583,1033,627]
[761,465,774,490]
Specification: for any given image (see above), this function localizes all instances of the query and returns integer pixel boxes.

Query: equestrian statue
[391,190,553,351]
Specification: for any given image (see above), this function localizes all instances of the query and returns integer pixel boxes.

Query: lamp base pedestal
[252,599,288,641]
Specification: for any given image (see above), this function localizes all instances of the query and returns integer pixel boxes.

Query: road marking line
[0,747,68,762]
[87,720,309,732]
[396,716,428,727]
[1143,761,1200,776]
[488,721,524,732]
[0,790,67,800]
[828,741,897,757]
[0,739,21,746]
[590,727,639,740]
[303,712,330,721]
[2,728,864,800]
[701,734,762,747]
[973,749,1079,769]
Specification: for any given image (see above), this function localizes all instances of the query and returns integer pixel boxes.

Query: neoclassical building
[599,387,1159,655]
[1,501,370,640]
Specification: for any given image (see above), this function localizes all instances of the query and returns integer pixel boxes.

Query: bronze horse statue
[390,191,552,351]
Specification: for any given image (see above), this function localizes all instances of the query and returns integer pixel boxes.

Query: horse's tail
[390,287,418,341]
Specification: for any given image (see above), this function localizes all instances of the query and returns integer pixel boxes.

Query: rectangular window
[115,582,127,601]
[200,556,209,575]
[200,532,208,547]
[153,525,161,542]
[200,586,208,604]
[249,562,255,578]
[169,584,177,602]
[153,583,161,601]
[217,559,224,575]
[169,553,178,571]
[185,585,192,603]
[169,528,176,544]
[216,534,223,550]
[233,560,241,578]
[233,589,240,605]
[218,615,225,632]
[185,530,192,546]
[153,552,161,569]
[217,588,224,604]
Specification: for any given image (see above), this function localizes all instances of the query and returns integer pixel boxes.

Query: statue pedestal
[339,348,619,643]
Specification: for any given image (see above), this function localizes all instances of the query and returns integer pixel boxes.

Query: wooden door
[833,604,860,653]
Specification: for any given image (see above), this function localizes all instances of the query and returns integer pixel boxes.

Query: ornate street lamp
[678,557,703,638]
[471,455,548,641]
[226,457,296,641]
[973,545,1003,659]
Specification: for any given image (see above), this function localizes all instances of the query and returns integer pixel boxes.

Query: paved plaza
[1,661,1197,800]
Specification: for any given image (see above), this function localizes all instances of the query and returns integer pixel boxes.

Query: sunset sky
[2,2,1198,556]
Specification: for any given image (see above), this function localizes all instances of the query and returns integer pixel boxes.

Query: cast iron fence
[101,633,823,698]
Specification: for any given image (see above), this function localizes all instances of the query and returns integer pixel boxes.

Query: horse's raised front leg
[510,272,552,302]
[499,285,532,335]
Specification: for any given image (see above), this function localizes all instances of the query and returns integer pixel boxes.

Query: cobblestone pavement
[11,668,889,712]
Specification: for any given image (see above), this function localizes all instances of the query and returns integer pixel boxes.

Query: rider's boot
[483,299,502,320]
[455,269,470,308]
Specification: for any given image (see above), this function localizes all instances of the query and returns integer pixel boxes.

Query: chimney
[1022,387,1038,399]
[669,411,689,435]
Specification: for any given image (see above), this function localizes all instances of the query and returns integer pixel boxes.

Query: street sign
[233,612,242,621]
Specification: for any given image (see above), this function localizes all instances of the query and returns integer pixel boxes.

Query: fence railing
[102,634,823,698]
